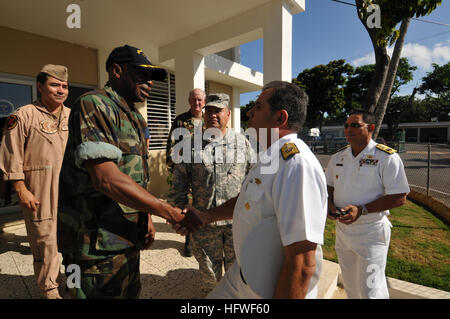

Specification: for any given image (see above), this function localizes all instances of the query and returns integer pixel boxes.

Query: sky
[239,0,450,106]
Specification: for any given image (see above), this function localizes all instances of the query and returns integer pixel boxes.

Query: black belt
[240,268,247,285]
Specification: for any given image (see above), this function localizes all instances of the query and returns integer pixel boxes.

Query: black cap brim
[131,63,167,81]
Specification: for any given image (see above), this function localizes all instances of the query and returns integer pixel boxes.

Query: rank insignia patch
[376,144,396,155]
[245,202,251,210]
[40,120,58,134]
[280,142,299,160]
[6,115,18,130]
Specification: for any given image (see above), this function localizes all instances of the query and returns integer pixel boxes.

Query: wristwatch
[361,204,369,215]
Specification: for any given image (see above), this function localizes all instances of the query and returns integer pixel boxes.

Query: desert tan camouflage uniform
[0,100,70,296]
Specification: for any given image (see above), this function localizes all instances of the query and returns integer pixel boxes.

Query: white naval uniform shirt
[325,139,410,224]
[232,133,328,265]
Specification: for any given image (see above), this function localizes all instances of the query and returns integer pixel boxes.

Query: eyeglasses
[344,122,367,129]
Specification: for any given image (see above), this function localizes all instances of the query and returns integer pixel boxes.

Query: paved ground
[0,216,205,299]
[3,215,450,299]
[0,215,349,300]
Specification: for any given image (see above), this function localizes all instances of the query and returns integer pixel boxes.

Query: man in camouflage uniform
[166,88,206,257]
[58,45,197,299]
[168,93,254,294]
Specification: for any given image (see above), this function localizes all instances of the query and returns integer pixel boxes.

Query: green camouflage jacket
[166,110,204,169]
[57,84,149,261]
[168,129,255,226]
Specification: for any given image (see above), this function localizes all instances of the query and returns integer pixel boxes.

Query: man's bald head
[188,88,206,118]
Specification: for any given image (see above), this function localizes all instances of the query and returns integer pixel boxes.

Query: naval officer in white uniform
[179,81,328,299]
[325,109,409,299]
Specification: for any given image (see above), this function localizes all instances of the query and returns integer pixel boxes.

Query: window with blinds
[147,73,176,150]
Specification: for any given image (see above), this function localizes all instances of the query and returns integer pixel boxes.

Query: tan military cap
[205,93,230,109]
[40,64,69,82]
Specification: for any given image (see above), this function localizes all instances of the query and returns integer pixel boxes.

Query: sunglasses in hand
[328,207,350,218]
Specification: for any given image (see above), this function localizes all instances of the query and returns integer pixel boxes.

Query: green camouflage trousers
[191,224,235,293]
[62,248,141,299]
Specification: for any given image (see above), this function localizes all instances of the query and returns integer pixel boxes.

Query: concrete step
[318,260,339,299]
[337,267,450,299]
[331,286,347,299]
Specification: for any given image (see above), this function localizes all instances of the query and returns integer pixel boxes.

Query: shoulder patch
[280,142,299,160]
[6,114,18,130]
[335,144,350,153]
[376,143,396,155]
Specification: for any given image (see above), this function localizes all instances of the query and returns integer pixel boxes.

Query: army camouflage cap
[205,93,230,109]
[106,44,167,81]
[40,64,69,82]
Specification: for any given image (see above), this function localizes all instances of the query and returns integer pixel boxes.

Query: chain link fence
[398,142,450,207]
[314,142,450,207]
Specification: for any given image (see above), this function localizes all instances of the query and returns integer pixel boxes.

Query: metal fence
[398,142,450,207]
[314,142,450,207]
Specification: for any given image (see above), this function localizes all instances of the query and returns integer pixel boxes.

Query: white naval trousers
[335,216,392,299]
[207,261,318,299]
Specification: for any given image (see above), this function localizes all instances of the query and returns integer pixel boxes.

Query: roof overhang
[0,0,277,60]
[0,0,305,92]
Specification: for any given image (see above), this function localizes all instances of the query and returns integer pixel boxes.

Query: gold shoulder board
[280,142,300,160]
[376,143,396,155]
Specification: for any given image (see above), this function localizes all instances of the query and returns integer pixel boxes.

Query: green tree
[409,62,450,122]
[383,96,416,139]
[345,57,417,110]
[420,96,450,121]
[240,100,255,130]
[294,59,353,130]
[355,0,442,139]
[419,62,450,97]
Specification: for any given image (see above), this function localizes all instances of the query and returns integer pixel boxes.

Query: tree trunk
[372,18,411,140]
[408,86,418,108]
[319,112,324,131]
[355,0,390,113]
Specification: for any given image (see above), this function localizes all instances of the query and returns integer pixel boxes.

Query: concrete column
[263,0,294,84]
[231,86,241,132]
[174,52,205,116]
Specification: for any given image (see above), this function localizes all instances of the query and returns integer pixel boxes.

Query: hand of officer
[173,206,209,235]
[17,188,40,212]
[327,202,339,220]
[142,214,156,250]
[338,205,361,225]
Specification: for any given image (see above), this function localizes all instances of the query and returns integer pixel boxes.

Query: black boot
[184,234,193,257]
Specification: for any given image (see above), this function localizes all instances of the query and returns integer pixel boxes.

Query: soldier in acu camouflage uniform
[58,45,198,299]
[166,88,206,257]
[168,93,254,294]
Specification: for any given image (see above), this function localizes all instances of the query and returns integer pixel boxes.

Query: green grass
[322,200,450,292]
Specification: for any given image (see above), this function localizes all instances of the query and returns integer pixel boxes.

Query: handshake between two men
[168,196,238,236]
[172,205,214,236]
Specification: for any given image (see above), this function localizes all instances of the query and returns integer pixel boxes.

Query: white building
[0,0,306,198]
